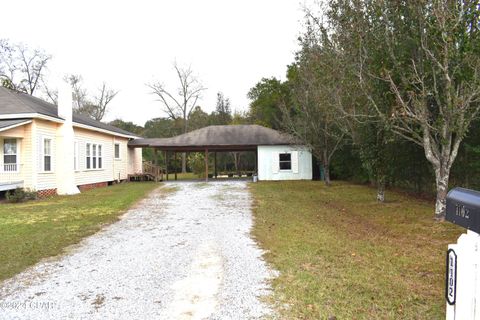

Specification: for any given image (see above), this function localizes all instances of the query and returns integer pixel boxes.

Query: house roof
[128,125,298,151]
[0,87,138,138]
[0,119,32,132]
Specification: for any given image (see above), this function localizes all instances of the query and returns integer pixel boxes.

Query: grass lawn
[0,182,157,282]
[168,172,198,180]
[250,181,463,319]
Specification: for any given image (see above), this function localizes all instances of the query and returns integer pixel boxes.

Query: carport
[128,124,297,181]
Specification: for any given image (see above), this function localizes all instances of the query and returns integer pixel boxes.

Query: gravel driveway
[0,181,277,320]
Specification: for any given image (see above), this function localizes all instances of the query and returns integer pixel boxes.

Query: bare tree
[147,63,207,172]
[43,75,117,121]
[78,82,118,121]
[0,40,50,95]
[66,74,88,110]
[43,80,58,105]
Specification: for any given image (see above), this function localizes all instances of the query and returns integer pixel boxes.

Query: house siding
[22,123,34,189]
[128,147,143,174]
[111,136,130,181]
[35,119,58,191]
[73,128,130,186]
[257,145,312,181]
[0,119,141,192]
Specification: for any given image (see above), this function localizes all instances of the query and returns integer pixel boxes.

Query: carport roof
[128,125,298,151]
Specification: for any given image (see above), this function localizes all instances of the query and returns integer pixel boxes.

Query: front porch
[0,163,24,191]
[0,119,31,191]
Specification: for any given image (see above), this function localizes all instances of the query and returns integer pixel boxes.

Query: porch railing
[0,163,22,184]
[143,161,164,182]
[3,163,17,172]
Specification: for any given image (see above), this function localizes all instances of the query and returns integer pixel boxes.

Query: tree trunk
[323,161,331,186]
[434,167,450,221]
[323,150,331,186]
[377,175,386,202]
[181,152,187,173]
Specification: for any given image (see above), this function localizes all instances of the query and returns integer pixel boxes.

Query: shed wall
[257,145,312,181]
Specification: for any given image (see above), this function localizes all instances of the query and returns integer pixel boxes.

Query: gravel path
[0,181,277,320]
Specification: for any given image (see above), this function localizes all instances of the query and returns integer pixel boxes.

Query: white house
[0,86,143,196]
[129,124,313,181]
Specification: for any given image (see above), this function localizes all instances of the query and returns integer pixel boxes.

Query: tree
[188,106,210,131]
[143,118,182,139]
[108,119,144,135]
[347,1,480,219]
[45,74,118,121]
[282,19,352,186]
[147,63,207,172]
[78,82,118,121]
[248,78,288,129]
[211,92,232,125]
[320,1,400,202]
[231,110,252,125]
[0,40,50,95]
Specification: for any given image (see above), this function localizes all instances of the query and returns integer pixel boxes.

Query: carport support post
[205,148,209,182]
[214,152,217,179]
[153,148,159,182]
[165,151,169,181]
[153,148,158,166]
[174,152,177,181]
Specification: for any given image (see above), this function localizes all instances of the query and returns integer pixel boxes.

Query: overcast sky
[2,0,312,125]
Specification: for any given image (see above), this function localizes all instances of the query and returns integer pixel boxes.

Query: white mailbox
[445,188,480,320]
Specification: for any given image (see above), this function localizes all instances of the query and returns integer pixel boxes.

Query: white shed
[257,145,312,181]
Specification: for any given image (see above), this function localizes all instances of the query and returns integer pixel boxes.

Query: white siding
[257,145,312,181]
[73,128,130,186]
[36,120,57,190]
[1,119,142,192]
[128,147,143,174]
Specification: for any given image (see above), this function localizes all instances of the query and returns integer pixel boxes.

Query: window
[98,145,102,169]
[86,143,102,170]
[92,144,97,169]
[43,138,52,172]
[74,142,79,171]
[3,139,17,172]
[114,143,120,159]
[86,143,91,169]
[279,153,292,170]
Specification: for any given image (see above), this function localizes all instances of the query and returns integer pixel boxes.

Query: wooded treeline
[247,0,480,219]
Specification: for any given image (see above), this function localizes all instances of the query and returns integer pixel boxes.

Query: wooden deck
[128,162,164,182]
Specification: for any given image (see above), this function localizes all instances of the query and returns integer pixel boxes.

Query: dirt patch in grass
[0,182,158,282]
[250,181,463,319]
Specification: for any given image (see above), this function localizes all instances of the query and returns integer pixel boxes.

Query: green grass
[250,181,463,319]
[0,182,158,281]
[166,172,198,180]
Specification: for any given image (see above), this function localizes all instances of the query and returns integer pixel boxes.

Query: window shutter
[272,152,280,173]
[292,151,299,173]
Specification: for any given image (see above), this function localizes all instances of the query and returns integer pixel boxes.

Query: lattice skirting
[37,188,57,198]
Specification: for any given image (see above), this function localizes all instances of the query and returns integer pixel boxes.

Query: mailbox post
[445,187,480,320]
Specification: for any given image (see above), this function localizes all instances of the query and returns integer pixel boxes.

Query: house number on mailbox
[446,249,457,305]
[455,204,470,219]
